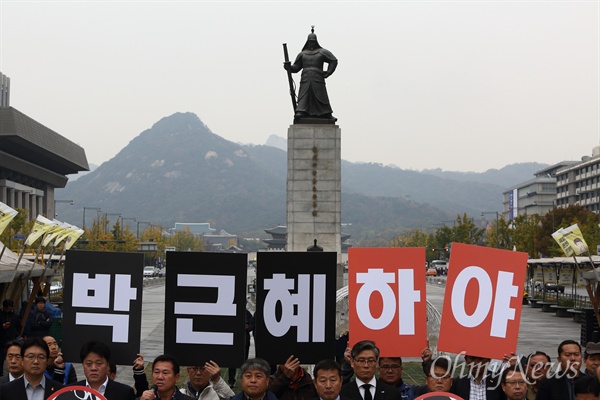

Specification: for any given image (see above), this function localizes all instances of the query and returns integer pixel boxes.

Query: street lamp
[103,213,121,234]
[137,221,150,238]
[82,207,101,230]
[54,199,74,218]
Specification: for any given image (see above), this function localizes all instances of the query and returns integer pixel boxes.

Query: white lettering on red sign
[450,266,518,338]
[355,268,421,335]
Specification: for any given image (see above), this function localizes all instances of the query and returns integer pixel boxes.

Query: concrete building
[503,161,577,220]
[0,72,88,221]
[556,146,600,212]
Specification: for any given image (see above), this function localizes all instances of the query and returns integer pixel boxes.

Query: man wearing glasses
[0,337,63,399]
[340,340,402,400]
[377,357,413,399]
[0,340,24,384]
[501,365,527,400]
[180,360,234,400]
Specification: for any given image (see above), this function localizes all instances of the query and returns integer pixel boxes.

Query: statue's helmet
[302,27,322,51]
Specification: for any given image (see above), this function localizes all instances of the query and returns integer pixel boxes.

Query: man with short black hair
[501,365,527,400]
[73,340,135,399]
[413,357,453,396]
[523,351,551,399]
[139,354,194,400]
[0,340,24,384]
[0,337,63,399]
[574,375,600,400]
[28,298,51,339]
[536,339,583,400]
[340,340,401,400]
[313,359,345,400]
[43,335,77,385]
[377,357,413,400]
[228,358,277,400]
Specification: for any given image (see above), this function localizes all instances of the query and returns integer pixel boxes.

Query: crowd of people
[1,333,600,400]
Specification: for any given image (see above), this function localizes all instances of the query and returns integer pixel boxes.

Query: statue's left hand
[283,62,291,71]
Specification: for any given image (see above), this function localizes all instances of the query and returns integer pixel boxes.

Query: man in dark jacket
[340,340,402,400]
[0,337,63,399]
[43,335,77,385]
[536,340,583,400]
[138,354,194,400]
[73,340,135,399]
[228,358,278,400]
[450,354,505,400]
[0,299,21,376]
[269,355,316,400]
[28,298,51,338]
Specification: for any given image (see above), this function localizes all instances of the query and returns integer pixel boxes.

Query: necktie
[362,384,373,400]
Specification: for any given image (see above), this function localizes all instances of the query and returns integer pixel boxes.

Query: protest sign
[255,251,337,364]
[62,250,144,364]
[48,386,106,400]
[348,247,427,357]
[438,243,528,359]
[552,224,589,256]
[164,251,247,366]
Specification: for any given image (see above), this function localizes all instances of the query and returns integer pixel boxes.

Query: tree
[536,205,599,257]
[168,227,205,252]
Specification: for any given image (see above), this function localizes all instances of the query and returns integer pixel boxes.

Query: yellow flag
[0,202,18,235]
[41,221,69,247]
[63,228,84,250]
[54,224,78,246]
[551,224,589,256]
[24,215,58,246]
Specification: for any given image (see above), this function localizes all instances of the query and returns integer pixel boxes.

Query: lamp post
[103,213,121,234]
[137,221,150,238]
[82,207,101,230]
[54,199,74,218]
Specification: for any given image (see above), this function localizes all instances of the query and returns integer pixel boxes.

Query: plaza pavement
[71,277,582,388]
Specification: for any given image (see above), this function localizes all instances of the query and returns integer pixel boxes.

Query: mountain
[56,112,542,242]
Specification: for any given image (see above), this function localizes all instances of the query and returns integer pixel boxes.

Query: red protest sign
[348,247,427,357]
[438,243,528,359]
[47,386,107,400]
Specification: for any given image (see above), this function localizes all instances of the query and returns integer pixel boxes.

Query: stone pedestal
[286,124,342,287]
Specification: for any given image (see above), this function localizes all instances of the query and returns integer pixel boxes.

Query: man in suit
[139,354,195,400]
[450,354,505,400]
[73,340,135,399]
[0,337,63,399]
[0,340,24,384]
[313,359,344,400]
[340,340,402,400]
[501,365,527,400]
[536,340,583,400]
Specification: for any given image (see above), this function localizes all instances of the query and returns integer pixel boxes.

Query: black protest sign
[164,251,247,366]
[62,250,144,365]
[255,252,337,364]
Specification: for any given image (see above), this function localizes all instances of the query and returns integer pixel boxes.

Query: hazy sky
[1,0,598,172]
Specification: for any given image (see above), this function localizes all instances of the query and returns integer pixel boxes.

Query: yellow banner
[0,202,18,236]
[24,215,58,246]
[559,269,573,285]
[552,224,589,256]
[63,228,84,250]
[41,221,69,247]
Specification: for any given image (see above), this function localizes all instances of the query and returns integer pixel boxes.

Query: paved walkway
[71,278,584,388]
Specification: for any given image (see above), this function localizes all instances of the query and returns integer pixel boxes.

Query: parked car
[158,267,166,277]
[144,266,156,277]
[535,281,565,293]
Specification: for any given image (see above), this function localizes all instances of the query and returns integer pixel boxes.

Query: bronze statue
[283,27,338,124]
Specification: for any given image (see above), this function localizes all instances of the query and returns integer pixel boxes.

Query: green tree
[536,205,599,257]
